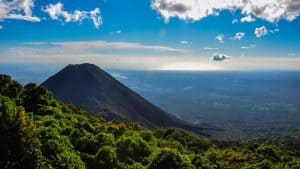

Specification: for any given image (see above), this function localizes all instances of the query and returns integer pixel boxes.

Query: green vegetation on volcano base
[1,74,300,169]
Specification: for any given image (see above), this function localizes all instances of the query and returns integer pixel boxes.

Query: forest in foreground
[0,74,300,169]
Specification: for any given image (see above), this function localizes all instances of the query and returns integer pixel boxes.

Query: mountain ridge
[42,63,208,135]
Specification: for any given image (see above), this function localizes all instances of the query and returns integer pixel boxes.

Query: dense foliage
[0,74,299,169]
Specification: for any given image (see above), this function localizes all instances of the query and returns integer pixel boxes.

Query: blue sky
[0,0,300,70]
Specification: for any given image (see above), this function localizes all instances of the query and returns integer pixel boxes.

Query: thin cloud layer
[203,47,218,50]
[241,44,256,49]
[151,0,300,23]
[5,41,188,58]
[0,0,40,22]
[180,40,191,44]
[43,2,102,28]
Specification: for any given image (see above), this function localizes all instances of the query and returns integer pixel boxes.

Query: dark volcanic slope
[42,63,207,134]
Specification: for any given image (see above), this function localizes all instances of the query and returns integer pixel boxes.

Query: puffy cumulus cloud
[0,0,40,22]
[211,53,232,61]
[151,0,300,23]
[215,34,224,43]
[240,15,256,22]
[255,26,268,38]
[233,32,245,40]
[43,2,102,28]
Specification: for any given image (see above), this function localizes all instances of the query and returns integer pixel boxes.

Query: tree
[148,148,193,169]
[0,74,22,99]
[96,146,118,169]
[0,96,24,168]
[116,133,151,163]
[22,83,57,114]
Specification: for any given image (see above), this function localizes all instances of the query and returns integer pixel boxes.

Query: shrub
[148,148,193,169]
[116,134,152,163]
[96,146,118,169]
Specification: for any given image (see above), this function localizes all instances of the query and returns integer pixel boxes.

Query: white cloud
[111,72,129,79]
[0,41,189,70]
[211,53,232,61]
[180,40,190,44]
[151,0,300,23]
[0,25,3,30]
[0,0,40,22]
[203,47,218,50]
[43,2,102,28]
[241,44,256,49]
[233,32,245,40]
[215,34,224,43]
[270,28,280,33]
[288,53,296,56]
[90,8,102,28]
[240,15,256,22]
[51,41,187,52]
[18,41,188,55]
[232,19,238,24]
[1,42,300,71]
[255,26,268,38]
[110,30,122,35]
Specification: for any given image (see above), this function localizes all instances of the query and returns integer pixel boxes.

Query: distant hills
[42,63,207,135]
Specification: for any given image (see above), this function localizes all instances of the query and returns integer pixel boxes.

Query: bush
[95,132,115,147]
[96,146,118,169]
[256,144,281,162]
[148,148,193,169]
[116,133,152,163]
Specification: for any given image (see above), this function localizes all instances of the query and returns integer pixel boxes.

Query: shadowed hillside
[42,63,209,135]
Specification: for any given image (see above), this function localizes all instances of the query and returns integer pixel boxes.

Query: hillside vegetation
[0,74,299,169]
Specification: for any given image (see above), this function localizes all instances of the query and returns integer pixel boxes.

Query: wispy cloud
[270,28,280,33]
[241,44,256,49]
[180,40,191,44]
[233,32,245,40]
[43,41,188,52]
[232,19,238,24]
[110,30,122,35]
[0,41,189,70]
[215,34,224,43]
[203,47,218,50]
[43,2,102,28]
[1,40,188,61]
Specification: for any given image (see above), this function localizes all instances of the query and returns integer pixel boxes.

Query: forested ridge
[0,74,299,169]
